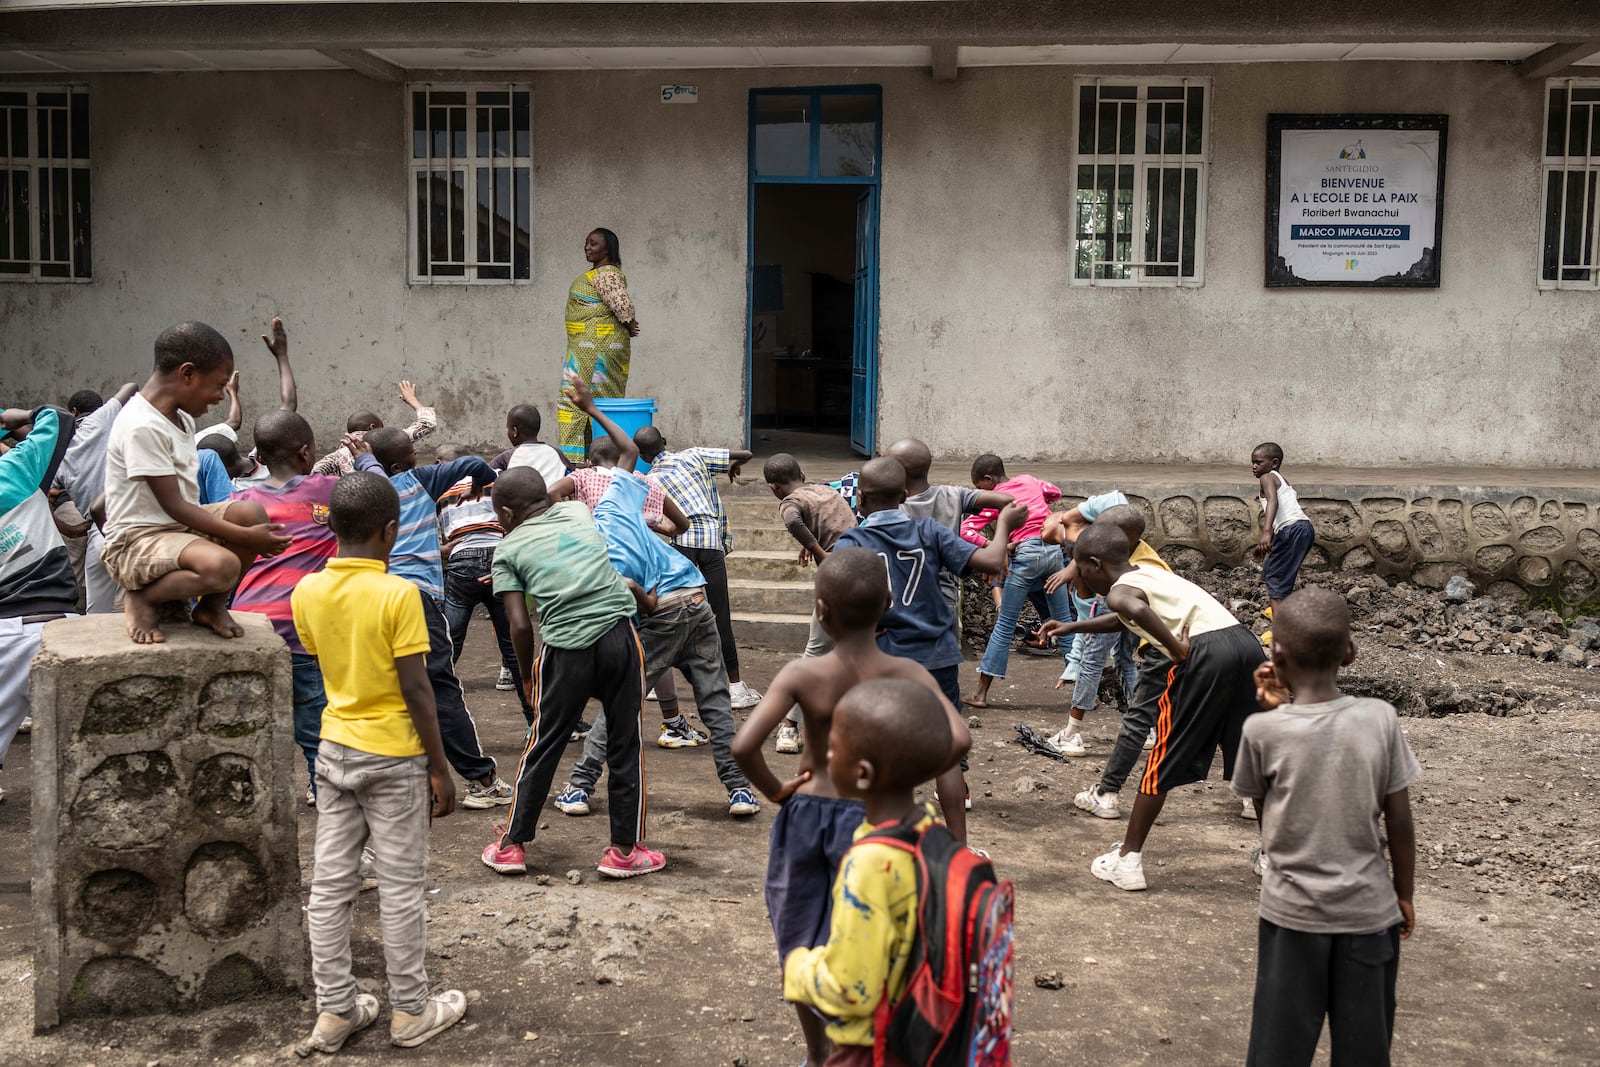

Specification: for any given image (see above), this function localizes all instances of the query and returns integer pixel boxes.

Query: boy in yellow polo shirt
[291,471,466,1055]
[782,679,954,1065]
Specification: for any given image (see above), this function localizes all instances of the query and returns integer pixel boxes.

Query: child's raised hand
[340,431,371,456]
[260,317,288,361]
[561,369,596,411]
[224,370,240,396]
[1253,660,1290,710]
[398,380,421,407]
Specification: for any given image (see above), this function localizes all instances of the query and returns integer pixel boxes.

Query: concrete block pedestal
[30,612,303,1031]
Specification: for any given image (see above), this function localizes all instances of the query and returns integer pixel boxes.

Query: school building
[3,0,1600,475]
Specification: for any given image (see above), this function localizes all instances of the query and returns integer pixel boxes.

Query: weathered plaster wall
[1,62,1596,466]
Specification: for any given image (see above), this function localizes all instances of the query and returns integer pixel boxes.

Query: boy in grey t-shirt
[1233,587,1419,1067]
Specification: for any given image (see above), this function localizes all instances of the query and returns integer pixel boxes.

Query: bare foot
[961,693,990,709]
[191,600,245,638]
[124,591,166,644]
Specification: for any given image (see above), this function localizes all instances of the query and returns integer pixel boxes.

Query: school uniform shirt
[959,474,1062,546]
[54,397,122,515]
[1233,696,1421,934]
[490,501,636,650]
[778,481,858,551]
[1109,566,1239,648]
[291,557,431,758]
[507,441,569,488]
[835,509,977,671]
[649,447,734,554]
[354,453,494,601]
[782,809,933,1048]
[232,475,340,654]
[0,407,77,618]
[593,469,704,598]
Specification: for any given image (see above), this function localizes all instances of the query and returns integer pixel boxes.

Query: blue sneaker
[727,787,760,817]
[554,784,591,816]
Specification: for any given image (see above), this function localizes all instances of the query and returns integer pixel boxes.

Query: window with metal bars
[0,87,90,283]
[1541,80,1600,288]
[408,84,531,284]
[1071,78,1209,286]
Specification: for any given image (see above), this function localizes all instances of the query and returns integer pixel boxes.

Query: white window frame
[1069,76,1211,288]
[1539,77,1600,290]
[406,82,533,286]
[0,85,91,284]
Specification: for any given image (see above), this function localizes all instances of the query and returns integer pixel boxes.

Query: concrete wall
[2,62,1597,466]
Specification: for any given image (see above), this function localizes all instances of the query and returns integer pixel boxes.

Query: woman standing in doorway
[558,228,640,464]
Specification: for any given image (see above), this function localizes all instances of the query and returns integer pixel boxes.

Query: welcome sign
[1265,115,1448,287]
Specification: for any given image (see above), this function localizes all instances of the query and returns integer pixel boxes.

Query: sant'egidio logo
[311,504,330,526]
[1339,139,1367,160]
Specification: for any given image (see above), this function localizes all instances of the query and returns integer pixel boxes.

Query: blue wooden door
[851,186,878,455]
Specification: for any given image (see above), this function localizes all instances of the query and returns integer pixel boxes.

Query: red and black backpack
[858,818,1015,1067]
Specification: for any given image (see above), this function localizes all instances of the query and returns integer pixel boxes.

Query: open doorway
[747,86,880,455]
[750,184,860,438]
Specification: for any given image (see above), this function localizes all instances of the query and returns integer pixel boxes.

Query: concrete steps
[723,484,814,651]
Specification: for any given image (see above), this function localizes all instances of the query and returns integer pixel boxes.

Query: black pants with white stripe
[422,594,496,783]
[503,617,645,849]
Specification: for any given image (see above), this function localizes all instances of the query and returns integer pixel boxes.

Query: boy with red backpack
[783,678,1014,1066]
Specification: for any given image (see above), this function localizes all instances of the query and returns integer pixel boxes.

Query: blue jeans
[291,652,326,786]
[442,546,531,720]
[1071,620,1139,712]
[977,538,1076,679]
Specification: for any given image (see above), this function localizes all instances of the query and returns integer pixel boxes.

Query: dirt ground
[2,620,1598,1066]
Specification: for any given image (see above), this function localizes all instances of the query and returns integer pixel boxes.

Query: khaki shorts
[101,502,233,591]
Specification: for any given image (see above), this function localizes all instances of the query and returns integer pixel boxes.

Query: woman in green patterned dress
[558,228,640,463]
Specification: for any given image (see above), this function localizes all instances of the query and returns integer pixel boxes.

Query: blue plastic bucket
[592,397,657,472]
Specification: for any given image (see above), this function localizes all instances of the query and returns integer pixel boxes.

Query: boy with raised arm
[733,548,971,1067]
[1236,588,1418,1066]
[313,380,438,476]
[190,316,301,490]
[1042,523,1264,890]
[101,322,291,644]
[833,457,1023,843]
[482,465,665,880]
[292,471,465,1054]
[545,377,758,820]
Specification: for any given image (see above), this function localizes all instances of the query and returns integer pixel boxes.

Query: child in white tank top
[1250,443,1317,617]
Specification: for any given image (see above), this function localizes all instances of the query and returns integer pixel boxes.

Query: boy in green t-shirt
[291,471,465,1054]
[482,466,666,879]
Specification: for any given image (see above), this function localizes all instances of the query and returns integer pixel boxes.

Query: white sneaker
[16,716,31,734]
[1091,844,1147,891]
[1143,731,1156,751]
[1047,728,1087,757]
[728,681,762,710]
[1074,784,1121,819]
[775,722,803,754]
[389,989,467,1048]
[1240,797,1258,820]
[495,667,515,691]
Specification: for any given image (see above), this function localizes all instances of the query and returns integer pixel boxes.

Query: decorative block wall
[30,612,303,1031]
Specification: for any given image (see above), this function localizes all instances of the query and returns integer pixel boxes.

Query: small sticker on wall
[661,84,699,104]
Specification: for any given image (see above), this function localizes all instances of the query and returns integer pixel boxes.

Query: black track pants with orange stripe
[504,617,646,847]
[1139,624,1265,796]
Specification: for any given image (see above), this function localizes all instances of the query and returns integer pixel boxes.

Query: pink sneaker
[597,843,667,879]
[481,835,526,875]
